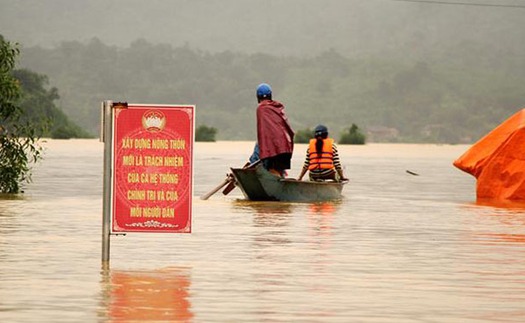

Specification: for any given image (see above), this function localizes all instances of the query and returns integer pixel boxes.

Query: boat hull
[230,165,345,202]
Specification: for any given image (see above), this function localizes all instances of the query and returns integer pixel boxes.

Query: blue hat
[256,83,272,99]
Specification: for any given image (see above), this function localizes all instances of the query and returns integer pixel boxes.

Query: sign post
[101,100,113,262]
[101,101,195,262]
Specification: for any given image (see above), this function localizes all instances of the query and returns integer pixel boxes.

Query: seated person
[297,125,347,182]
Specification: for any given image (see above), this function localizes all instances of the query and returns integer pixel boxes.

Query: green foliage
[0,36,43,193]
[339,124,366,145]
[17,38,525,143]
[50,124,89,139]
[294,128,313,143]
[13,69,91,139]
[196,124,217,142]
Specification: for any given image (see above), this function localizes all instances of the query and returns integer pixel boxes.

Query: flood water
[1,139,525,322]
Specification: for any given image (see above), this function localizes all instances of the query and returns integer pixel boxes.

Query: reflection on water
[308,201,340,216]
[232,200,295,250]
[476,198,525,210]
[479,233,525,244]
[0,193,25,200]
[99,267,192,322]
[232,200,294,225]
[306,201,340,233]
[462,200,525,245]
[455,200,525,323]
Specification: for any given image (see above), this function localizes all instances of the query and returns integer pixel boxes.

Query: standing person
[255,83,295,177]
[297,125,347,182]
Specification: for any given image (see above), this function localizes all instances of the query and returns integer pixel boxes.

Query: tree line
[18,37,525,144]
[1,35,88,193]
[1,36,41,193]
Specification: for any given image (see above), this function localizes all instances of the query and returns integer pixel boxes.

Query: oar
[221,173,237,195]
[200,160,261,200]
[200,177,232,200]
[222,159,261,196]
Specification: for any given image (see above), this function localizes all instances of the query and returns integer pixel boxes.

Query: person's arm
[297,148,310,180]
[298,167,308,181]
[332,144,348,181]
[336,169,347,181]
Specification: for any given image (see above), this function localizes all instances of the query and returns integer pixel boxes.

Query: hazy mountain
[1,0,524,59]
[2,0,524,143]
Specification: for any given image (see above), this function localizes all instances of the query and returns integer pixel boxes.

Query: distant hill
[14,68,91,139]
[15,38,525,143]
[1,0,524,59]
[3,0,525,142]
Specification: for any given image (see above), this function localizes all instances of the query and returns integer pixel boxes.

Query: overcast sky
[1,0,523,58]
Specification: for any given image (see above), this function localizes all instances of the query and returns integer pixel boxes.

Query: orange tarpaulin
[454,108,525,200]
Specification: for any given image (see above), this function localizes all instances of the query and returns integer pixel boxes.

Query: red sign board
[112,104,194,233]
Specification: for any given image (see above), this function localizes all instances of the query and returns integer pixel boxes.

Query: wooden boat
[230,164,347,202]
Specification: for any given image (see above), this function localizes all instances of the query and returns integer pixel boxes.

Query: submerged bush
[339,124,366,145]
[0,36,43,193]
[294,128,313,143]
[196,124,217,142]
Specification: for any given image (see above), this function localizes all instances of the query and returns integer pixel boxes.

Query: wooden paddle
[221,173,238,195]
[200,177,232,200]
[200,160,260,200]
[222,160,261,196]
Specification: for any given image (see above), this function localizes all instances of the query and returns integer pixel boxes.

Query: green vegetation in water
[339,124,366,145]
[294,128,313,144]
[196,125,217,142]
[0,36,43,193]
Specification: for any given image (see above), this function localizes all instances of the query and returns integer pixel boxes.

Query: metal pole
[101,100,113,263]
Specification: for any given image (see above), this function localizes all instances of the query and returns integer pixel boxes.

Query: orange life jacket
[308,138,334,170]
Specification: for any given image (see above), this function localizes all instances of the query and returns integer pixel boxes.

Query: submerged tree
[294,128,313,143]
[0,36,43,193]
[339,123,366,145]
[195,124,217,142]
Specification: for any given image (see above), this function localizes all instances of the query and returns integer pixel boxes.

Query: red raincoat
[256,99,294,159]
